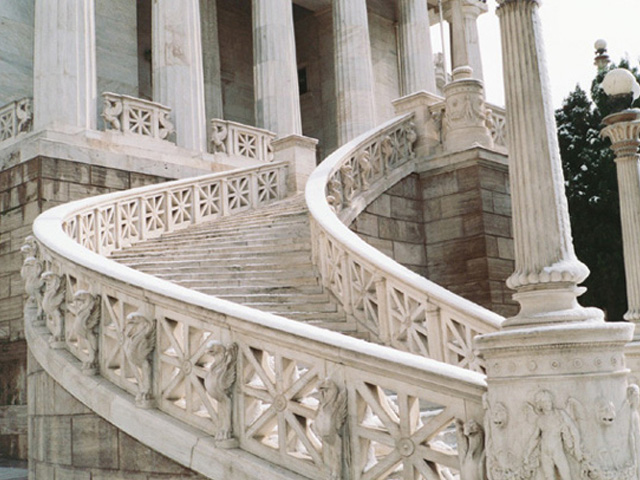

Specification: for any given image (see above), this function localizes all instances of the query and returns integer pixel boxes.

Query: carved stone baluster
[15,98,33,134]
[123,312,156,408]
[340,163,355,206]
[21,256,44,325]
[41,271,66,348]
[204,341,239,448]
[101,96,123,131]
[69,290,100,375]
[210,121,228,153]
[327,176,343,213]
[312,379,349,480]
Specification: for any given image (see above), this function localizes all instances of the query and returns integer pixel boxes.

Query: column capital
[601,109,640,159]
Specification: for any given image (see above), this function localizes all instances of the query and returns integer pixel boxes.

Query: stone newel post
[153,0,207,152]
[475,1,635,478]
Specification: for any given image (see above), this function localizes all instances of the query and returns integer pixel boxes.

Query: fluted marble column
[252,0,302,137]
[152,0,207,151]
[602,111,640,323]
[397,0,436,95]
[333,0,376,145]
[498,0,595,327]
[33,0,97,131]
[447,0,486,82]
[200,0,224,122]
[474,4,635,477]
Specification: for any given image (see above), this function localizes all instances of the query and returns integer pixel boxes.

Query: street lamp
[600,68,640,326]
[594,39,610,72]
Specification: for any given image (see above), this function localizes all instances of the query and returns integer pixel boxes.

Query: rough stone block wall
[0,157,170,459]
[350,174,427,277]
[421,158,517,317]
[27,351,206,479]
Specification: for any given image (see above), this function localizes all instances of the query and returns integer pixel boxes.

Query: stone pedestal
[442,66,492,153]
[33,0,97,131]
[446,0,486,82]
[332,0,376,145]
[252,0,302,137]
[152,0,207,151]
[272,134,317,193]
[477,323,635,480]
[397,0,436,95]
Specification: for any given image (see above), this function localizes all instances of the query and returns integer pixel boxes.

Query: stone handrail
[0,97,33,143]
[306,114,504,373]
[210,119,275,162]
[26,161,486,479]
[101,92,174,141]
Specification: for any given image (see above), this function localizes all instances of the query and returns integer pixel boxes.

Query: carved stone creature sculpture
[158,111,175,140]
[327,176,343,213]
[123,312,156,408]
[340,163,355,205]
[69,290,100,374]
[210,122,228,153]
[16,98,32,134]
[455,419,486,480]
[380,135,395,165]
[41,271,66,347]
[523,390,584,480]
[357,149,372,190]
[21,235,39,258]
[312,378,348,480]
[21,256,44,324]
[204,341,238,444]
[102,97,123,131]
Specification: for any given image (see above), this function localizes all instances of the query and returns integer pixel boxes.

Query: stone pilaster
[476,1,635,478]
[332,0,376,145]
[601,111,640,323]
[152,0,207,151]
[447,0,486,82]
[33,0,97,131]
[397,0,436,95]
[252,0,302,137]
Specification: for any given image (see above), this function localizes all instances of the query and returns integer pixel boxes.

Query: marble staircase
[110,195,354,330]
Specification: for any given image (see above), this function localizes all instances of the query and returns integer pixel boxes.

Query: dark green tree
[556,60,640,321]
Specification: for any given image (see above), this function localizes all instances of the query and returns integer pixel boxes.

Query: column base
[272,134,318,193]
[504,284,604,328]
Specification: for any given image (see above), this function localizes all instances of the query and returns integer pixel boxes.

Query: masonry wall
[351,153,518,318]
[420,155,518,317]
[0,157,170,459]
[350,174,427,277]
[27,351,206,480]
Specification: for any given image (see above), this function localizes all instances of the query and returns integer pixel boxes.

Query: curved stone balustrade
[306,114,504,373]
[26,160,487,479]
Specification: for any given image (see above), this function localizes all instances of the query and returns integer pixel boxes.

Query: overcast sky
[433,0,640,108]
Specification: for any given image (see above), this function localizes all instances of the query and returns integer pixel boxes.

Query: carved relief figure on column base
[123,312,156,408]
[42,271,66,348]
[68,290,100,375]
[204,341,239,448]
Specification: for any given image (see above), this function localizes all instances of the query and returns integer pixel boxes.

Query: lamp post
[600,68,640,327]
[594,39,610,72]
